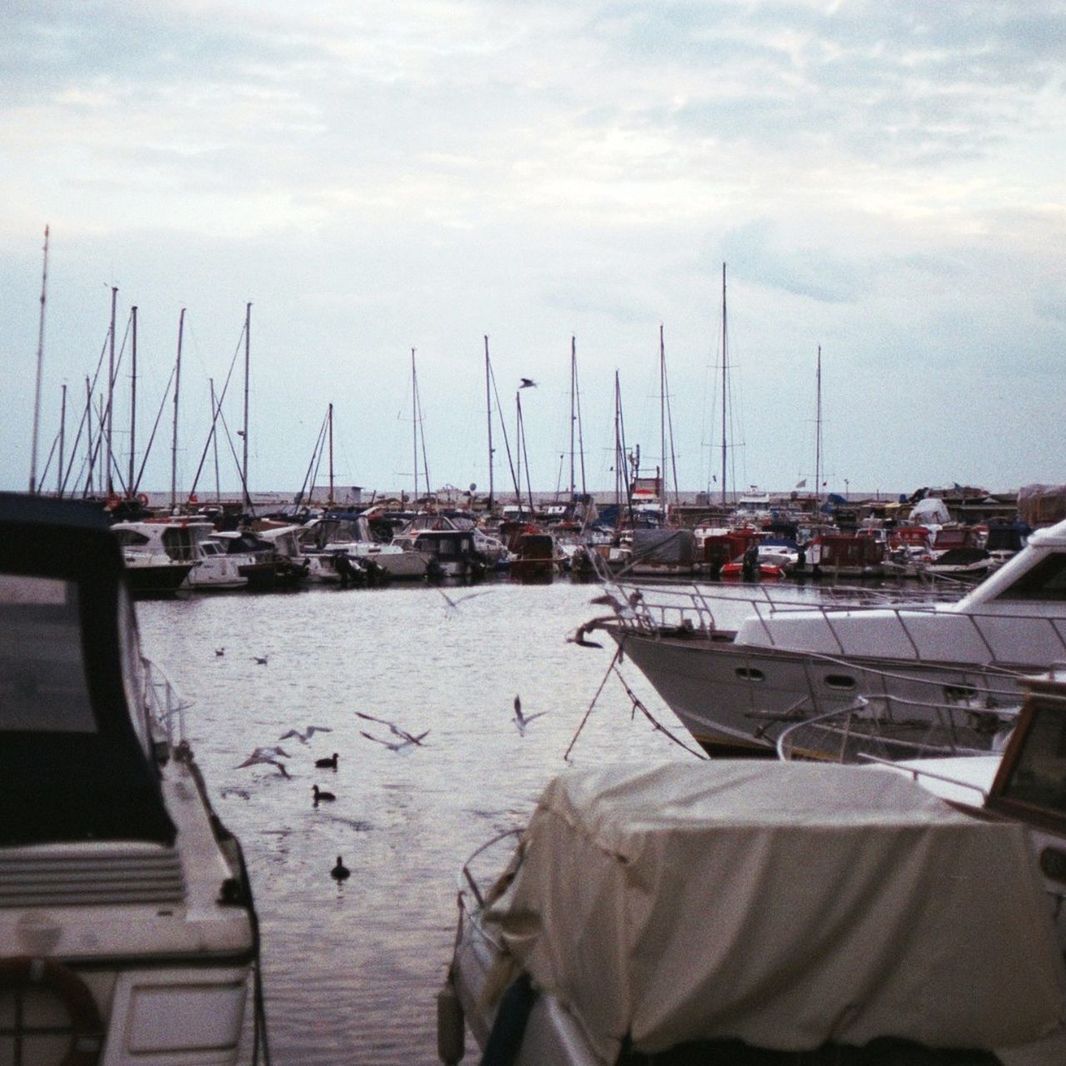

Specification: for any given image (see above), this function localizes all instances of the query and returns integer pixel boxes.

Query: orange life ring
[0,955,104,1065]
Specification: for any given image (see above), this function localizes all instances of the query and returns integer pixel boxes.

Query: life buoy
[0,956,104,1065]
[136,493,150,507]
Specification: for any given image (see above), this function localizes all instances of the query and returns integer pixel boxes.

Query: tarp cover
[484,761,1066,1060]
[630,528,695,565]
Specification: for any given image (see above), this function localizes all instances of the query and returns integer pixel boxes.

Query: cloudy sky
[3,0,1064,502]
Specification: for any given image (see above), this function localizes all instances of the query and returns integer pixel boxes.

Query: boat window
[999,706,1066,813]
[162,527,196,562]
[735,667,765,682]
[114,529,150,547]
[994,552,1066,602]
[824,675,857,690]
[0,573,96,733]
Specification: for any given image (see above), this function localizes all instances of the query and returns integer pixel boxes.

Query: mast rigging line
[486,356,521,505]
[185,314,249,503]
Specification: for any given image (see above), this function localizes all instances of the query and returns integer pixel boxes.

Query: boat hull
[609,627,1017,761]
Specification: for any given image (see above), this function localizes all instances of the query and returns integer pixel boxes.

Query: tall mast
[720,263,728,506]
[614,372,623,509]
[84,377,94,497]
[128,305,138,494]
[170,308,185,512]
[815,344,823,504]
[411,347,419,502]
[210,379,221,504]
[29,225,50,494]
[106,285,117,496]
[327,402,335,506]
[56,383,66,497]
[484,336,494,512]
[659,323,667,515]
[242,302,251,510]
[569,336,577,498]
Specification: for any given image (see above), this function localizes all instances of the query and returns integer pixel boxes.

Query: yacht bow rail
[607,581,1066,668]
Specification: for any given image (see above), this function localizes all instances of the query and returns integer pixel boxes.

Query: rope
[610,663,708,759]
[563,642,707,762]
[563,646,621,762]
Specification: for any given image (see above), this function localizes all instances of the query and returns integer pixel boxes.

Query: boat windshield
[0,573,95,733]
[998,704,1066,814]
[994,552,1066,602]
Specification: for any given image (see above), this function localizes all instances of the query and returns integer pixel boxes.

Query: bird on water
[312,785,336,804]
[315,752,339,769]
[331,856,350,880]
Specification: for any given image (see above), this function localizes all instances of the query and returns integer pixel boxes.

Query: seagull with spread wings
[512,695,547,735]
[355,711,428,747]
[279,726,333,744]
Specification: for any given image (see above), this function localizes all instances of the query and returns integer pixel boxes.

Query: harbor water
[137,579,698,1065]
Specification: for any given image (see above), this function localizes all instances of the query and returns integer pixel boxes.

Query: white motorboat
[586,517,1066,760]
[0,493,266,1064]
[439,747,1066,1064]
[109,519,199,596]
[300,515,427,580]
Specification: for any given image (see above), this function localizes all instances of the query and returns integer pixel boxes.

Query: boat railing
[142,656,191,749]
[858,754,992,801]
[611,581,942,637]
[608,580,1066,667]
[768,660,1021,762]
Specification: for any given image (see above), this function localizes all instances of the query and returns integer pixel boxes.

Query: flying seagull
[360,729,430,753]
[279,726,333,744]
[512,695,547,735]
[519,378,537,389]
[566,622,604,649]
[234,752,290,778]
[437,586,493,617]
[355,712,428,746]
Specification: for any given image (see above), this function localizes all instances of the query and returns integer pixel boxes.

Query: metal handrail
[604,582,1066,667]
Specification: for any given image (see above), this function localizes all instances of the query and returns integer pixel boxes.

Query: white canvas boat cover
[484,761,1066,1061]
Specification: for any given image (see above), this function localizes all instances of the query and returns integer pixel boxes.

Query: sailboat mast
[57,383,66,497]
[484,336,494,512]
[411,348,419,502]
[569,336,577,498]
[242,302,251,510]
[84,377,94,497]
[29,225,49,494]
[128,305,138,494]
[171,309,185,512]
[815,344,823,504]
[720,263,728,507]
[328,401,335,506]
[210,379,221,504]
[659,324,667,515]
[106,285,117,497]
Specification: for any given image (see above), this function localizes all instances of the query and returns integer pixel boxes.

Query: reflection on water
[137,581,688,1065]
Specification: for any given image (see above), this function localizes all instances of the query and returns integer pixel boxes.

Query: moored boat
[0,493,265,1064]
[585,516,1066,760]
[440,750,1066,1064]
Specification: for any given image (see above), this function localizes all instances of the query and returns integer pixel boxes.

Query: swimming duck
[331,856,350,880]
